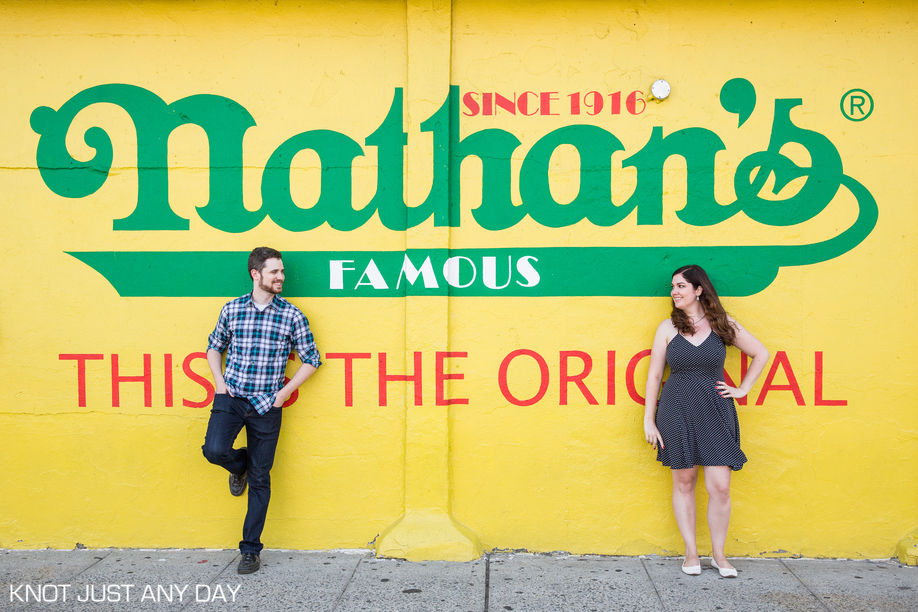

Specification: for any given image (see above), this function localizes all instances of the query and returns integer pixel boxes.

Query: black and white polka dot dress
[655,331,747,471]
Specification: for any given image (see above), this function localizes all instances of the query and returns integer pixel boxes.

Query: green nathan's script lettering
[32,79,848,234]
[33,79,877,297]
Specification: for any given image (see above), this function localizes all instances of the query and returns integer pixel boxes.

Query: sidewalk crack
[331,552,368,612]
[26,550,114,610]
[483,552,491,612]
[779,559,833,612]
[68,549,114,578]
[179,552,238,611]
[639,557,666,611]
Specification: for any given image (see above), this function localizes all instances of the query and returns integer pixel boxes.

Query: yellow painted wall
[1,0,915,560]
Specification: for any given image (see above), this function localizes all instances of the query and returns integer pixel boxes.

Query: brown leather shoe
[229,470,247,496]
[237,553,260,574]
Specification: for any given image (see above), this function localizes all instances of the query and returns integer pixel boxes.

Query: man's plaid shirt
[207,293,321,415]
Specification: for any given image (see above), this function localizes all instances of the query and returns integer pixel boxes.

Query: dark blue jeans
[202,393,283,555]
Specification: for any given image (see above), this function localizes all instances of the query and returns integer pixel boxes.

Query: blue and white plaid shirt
[207,293,321,415]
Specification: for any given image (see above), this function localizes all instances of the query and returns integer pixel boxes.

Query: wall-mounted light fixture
[650,79,671,101]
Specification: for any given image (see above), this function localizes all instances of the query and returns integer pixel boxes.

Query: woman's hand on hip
[715,381,747,399]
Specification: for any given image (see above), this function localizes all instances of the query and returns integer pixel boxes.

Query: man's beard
[259,279,282,294]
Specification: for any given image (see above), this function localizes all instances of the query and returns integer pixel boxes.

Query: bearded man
[202,247,321,574]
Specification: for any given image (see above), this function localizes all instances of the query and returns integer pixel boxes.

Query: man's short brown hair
[248,247,282,279]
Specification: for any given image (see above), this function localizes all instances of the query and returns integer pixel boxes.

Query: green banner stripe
[67,176,876,298]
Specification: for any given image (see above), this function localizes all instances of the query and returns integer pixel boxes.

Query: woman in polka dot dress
[643,265,769,578]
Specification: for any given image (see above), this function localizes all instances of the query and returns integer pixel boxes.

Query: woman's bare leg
[703,465,734,570]
[672,467,700,565]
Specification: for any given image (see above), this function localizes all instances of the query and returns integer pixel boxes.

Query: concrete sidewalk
[2,549,915,612]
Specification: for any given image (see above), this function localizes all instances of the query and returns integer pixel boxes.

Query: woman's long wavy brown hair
[670,264,736,346]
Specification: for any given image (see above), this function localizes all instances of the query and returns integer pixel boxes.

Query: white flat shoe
[711,558,737,578]
[681,559,701,575]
